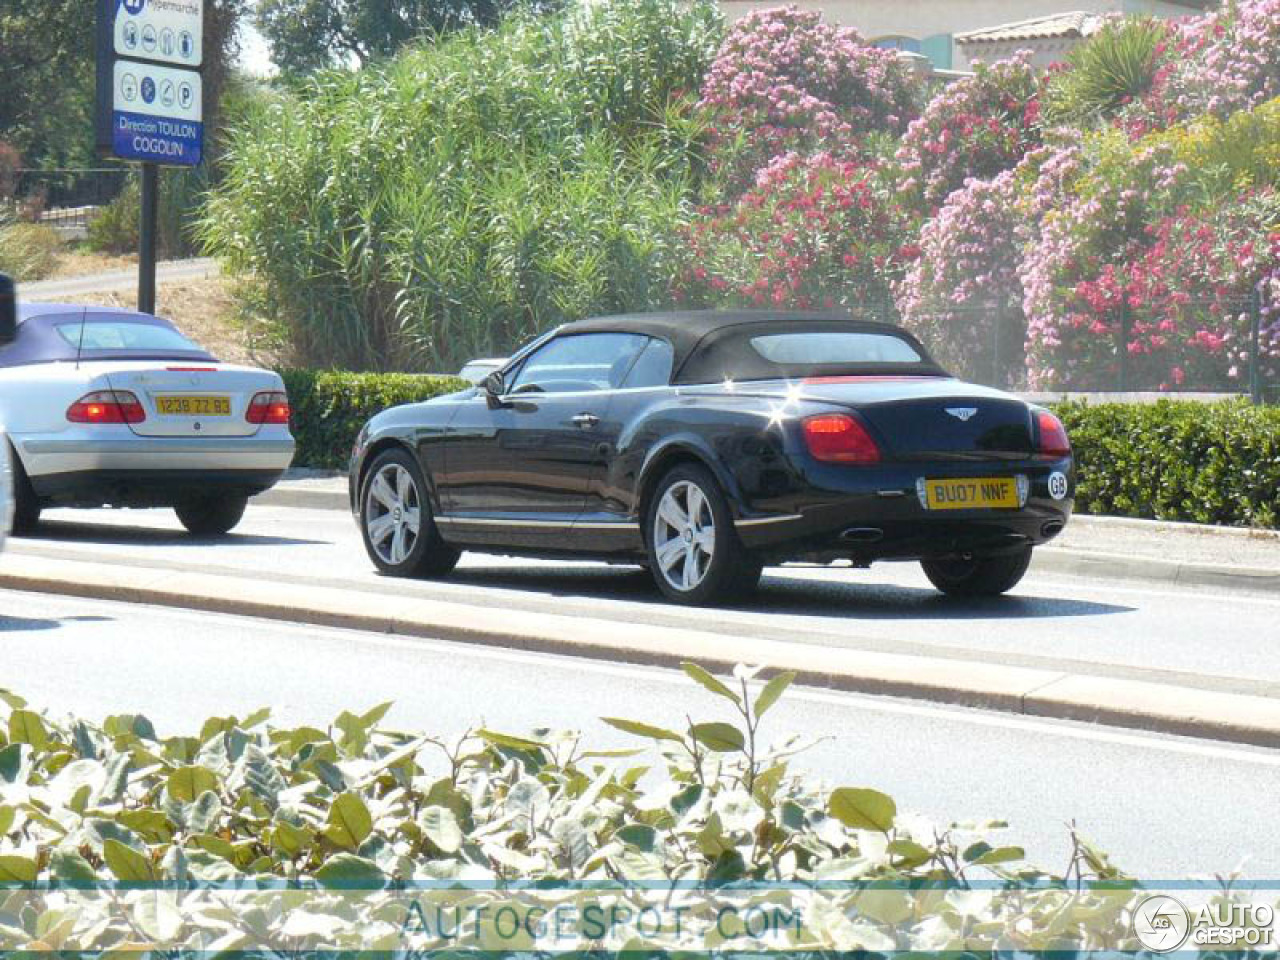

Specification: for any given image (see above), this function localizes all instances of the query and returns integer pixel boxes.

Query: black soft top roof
[559,310,944,384]
[2,304,214,367]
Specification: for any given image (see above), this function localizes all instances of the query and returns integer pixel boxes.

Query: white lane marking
[11,588,1280,769]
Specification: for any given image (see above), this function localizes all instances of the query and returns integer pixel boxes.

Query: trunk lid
[804,377,1034,459]
[694,376,1036,460]
[855,394,1035,460]
[103,363,281,438]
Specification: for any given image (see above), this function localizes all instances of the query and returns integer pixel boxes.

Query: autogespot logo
[1133,895,1191,952]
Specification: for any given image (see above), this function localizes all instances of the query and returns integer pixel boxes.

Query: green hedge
[280,370,468,470]
[279,374,1280,530]
[1056,399,1280,528]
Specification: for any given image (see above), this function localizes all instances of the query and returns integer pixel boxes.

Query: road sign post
[139,163,159,314]
[95,0,204,314]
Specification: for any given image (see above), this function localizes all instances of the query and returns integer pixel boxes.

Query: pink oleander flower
[673,151,910,316]
[894,52,1041,217]
[696,5,921,196]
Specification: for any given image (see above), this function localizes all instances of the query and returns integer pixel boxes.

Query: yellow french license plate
[923,477,1019,510]
[155,395,231,416]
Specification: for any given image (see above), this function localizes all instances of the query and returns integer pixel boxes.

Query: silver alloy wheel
[365,463,422,566]
[652,480,716,592]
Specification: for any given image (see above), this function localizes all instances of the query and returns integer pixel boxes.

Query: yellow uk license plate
[155,395,231,416]
[923,477,1018,510]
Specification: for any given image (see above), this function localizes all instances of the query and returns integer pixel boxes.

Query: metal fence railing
[12,168,131,212]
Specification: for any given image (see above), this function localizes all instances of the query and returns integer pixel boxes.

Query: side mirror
[0,274,15,346]
[483,370,506,407]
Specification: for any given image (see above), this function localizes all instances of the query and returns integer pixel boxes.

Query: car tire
[645,463,761,606]
[10,452,42,535]
[360,447,460,578]
[921,546,1032,597]
[175,494,248,536]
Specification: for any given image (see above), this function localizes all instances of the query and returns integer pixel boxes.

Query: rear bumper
[31,468,289,508]
[16,429,295,477]
[15,429,295,509]
[735,458,1074,562]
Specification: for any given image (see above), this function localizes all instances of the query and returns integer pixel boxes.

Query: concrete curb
[258,482,348,511]
[1069,513,1280,542]
[1032,548,1280,593]
[253,484,1280,596]
[1,552,1278,749]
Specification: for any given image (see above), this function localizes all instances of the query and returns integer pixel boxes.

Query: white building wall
[718,0,1211,71]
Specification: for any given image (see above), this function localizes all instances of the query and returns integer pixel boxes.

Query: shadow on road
[0,615,65,632]
[445,564,1134,620]
[753,575,1132,619]
[26,521,327,549]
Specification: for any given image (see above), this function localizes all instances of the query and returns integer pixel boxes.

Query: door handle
[571,413,600,429]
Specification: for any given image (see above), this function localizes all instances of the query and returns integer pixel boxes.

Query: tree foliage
[255,0,559,74]
[0,0,96,167]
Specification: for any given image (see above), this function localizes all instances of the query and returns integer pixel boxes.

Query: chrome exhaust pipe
[841,527,884,543]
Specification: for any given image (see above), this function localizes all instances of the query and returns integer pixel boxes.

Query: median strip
[3,551,1278,748]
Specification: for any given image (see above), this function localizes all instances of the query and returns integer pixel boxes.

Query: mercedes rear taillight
[246,391,291,425]
[67,391,146,424]
[802,413,881,464]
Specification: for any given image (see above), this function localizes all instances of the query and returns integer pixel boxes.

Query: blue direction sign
[112,61,203,166]
[96,0,204,167]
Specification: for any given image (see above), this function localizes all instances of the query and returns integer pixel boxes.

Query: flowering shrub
[1162,96,1280,195]
[674,151,909,316]
[895,53,1041,216]
[896,170,1028,382]
[1019,123,1280,390]
[696,6,919,196]
[1127,0,1280,134]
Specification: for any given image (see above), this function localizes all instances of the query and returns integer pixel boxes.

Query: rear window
[750,331,924,365]
[675,322,946,384]
[56,321,201,353]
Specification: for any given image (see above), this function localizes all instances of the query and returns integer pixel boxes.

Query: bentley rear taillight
[246,391,291,425]
[802,414,881,464]
[1036,410,1071,457]
[67,391,146,424]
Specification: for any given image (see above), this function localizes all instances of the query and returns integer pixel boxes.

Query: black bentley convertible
[349,311,1074,605]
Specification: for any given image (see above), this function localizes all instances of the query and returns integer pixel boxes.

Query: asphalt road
[8,502,1280,702]
[3,586,1278,881]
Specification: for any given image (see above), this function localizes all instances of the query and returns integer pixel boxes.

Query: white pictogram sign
[114,0,203,68]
